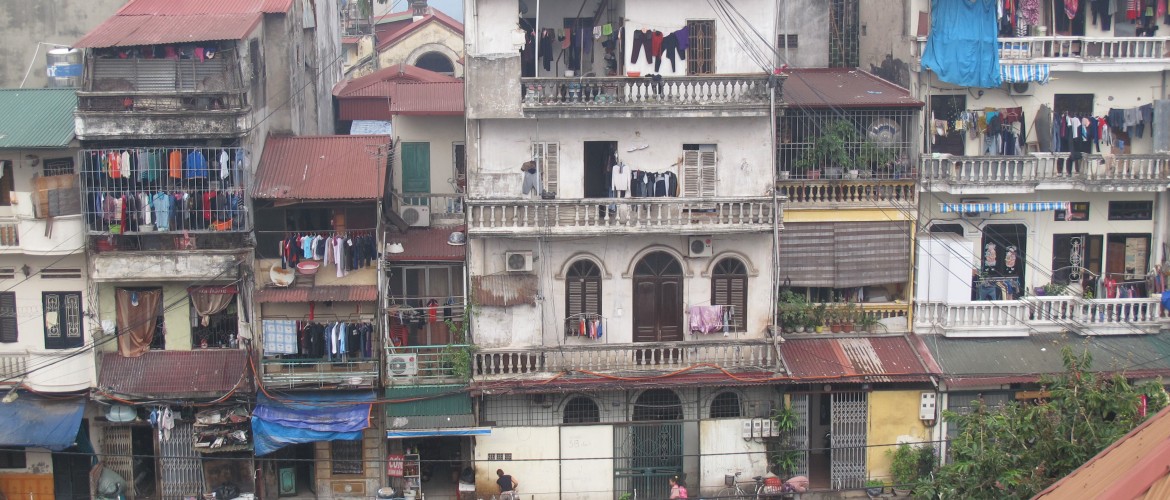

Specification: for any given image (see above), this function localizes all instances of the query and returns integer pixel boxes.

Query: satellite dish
[867,118,901,148]
[107,404,136,422]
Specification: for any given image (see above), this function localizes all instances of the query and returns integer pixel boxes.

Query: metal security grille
[79,147,248,235]
[100,426,135,496]
[788,394,811,477]
[159,422,205,499]
[830,391,867,490]
[614,423,682,500]
[777,109,914,180]
[687,20,716,74]
[708,391,742,418]
[563,396,601,424]
[829,0,859,68]
[332,440,364,474]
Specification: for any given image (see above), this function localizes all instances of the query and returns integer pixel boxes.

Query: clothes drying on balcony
[262,320,375,360]
[1000,64,1050,84]
[688,305,730,334]
[921,0,1002,88]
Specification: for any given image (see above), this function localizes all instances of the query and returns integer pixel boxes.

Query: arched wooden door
[632,252,684,342]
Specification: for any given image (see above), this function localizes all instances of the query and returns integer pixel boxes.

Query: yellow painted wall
[867,390,931,484]
[96,282,196,352]
[783,208,915,223]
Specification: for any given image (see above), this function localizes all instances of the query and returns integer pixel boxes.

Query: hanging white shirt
[611,162,631,192]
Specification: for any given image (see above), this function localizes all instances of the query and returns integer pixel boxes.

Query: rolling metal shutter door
[776,223,836,287]
[777,222,911,288]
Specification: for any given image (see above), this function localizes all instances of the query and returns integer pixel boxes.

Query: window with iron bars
[829,0,859,68]
[79,147,249,235]
[776,109,912,180]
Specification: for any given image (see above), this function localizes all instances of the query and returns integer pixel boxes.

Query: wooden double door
[632,252,684,343]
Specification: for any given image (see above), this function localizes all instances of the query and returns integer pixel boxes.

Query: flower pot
[842,323,855,333]
[866,486,884,498]
[795,325,806,333]
[808,170,821,180]
[847,169,860,179]
[815,326,825,334]
[830,323,843,333]
[779,171,791,180]
[894,488,912,497]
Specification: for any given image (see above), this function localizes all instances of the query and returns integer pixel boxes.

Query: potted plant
[856,311,886,334]
[887,443,917,496]
[865,479,886,498]
[811,303,828,333]
[840,302,858,333]
[778,290,808,333]
[795,120,853,180]
[770,404,802,478]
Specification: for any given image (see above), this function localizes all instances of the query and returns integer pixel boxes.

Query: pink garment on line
[688,305,724,334]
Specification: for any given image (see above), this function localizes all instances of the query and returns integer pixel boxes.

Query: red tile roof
[98,350,249,397]
[74,0,294,48]
[337,81,465,120]
[253,135,390,200]
[779,335,933,383]
[1036,405,1170,500]
[385,225,467,262]
[342,36,363,45]
[375,10,464,52]
[255,285,379,303]
[333,64,460,96]
[781,68,924,109]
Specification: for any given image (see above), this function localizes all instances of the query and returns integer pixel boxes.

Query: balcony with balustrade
[465,196,779,237]
[74,47,249,140]
[914,296,1166,337]
[918,153,1170,194]
[519,75,777,118]
[913,36,1170,72]
[260,358,380,389]
[472,339,781,383]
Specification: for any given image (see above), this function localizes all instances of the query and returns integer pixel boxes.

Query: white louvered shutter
[534,142,559,195]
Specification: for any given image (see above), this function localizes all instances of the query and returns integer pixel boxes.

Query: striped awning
[1001,64,1050,84]
[940,201,1067,213]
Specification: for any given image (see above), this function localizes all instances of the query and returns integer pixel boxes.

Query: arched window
[563,396,601,424]
[633,389,683,421]
[415,51,455,75]
[566,260,602,336]
[711,258,748,331]
[709,391,742,418]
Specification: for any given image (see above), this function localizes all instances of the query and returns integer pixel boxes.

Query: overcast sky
[374,0,464,21]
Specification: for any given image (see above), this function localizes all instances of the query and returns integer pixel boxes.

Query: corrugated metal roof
[472,275,538,307]
[779,335,933,383]
[74,13,263,47]
[782,68,924,109]
[98,350,248,397]
[74,0,292,48]
[1036,405,1170,500]
[385,385,473,421]
[0,395,86,450]
[255,285,379,303]
[385,225,467,262]
[375,10,464,52]
[0,89,76,148]
[115,0,293,15]
[333,64,459,96]
[922,332,1170,387]
[253,135,389,200]
[337,82,464,120]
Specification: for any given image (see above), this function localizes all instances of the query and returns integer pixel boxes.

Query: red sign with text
[387,454,404,477]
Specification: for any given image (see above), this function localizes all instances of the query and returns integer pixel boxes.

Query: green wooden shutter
[0,292,17,343]
[401,142,431,205]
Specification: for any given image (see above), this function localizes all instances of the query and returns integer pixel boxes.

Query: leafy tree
[916,347,1168,499]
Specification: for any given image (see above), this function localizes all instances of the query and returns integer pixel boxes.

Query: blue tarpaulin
[921,0,1003,88]
[252,391,375,456]
[0,394,85,450]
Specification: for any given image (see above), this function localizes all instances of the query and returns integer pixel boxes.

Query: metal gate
[613,423,682,500]
[159,422,205,499]
[100,426,136,498]
[788,394,810,477]
[830,392,867,489]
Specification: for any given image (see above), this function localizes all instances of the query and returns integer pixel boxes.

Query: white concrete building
[462,0,785,498]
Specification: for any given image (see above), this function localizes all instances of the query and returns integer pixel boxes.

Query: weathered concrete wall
[859,0,913,88]
[464,57,523,119]
[75,111,249,141]
[470,233,774,348]
[0,0,124,88]
[262,14,295,135]
[698,419,770,495]
[377,21,464,77]
[90,251,244,282]
[312,0,342,135]
[775,0,831,69]
[0,253,91,391]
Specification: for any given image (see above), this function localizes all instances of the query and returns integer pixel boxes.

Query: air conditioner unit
[387,354,418,377]
[401,205,431,227]
[688,237,713,258]
[505,251,534,272]
[1006,81,1033,96]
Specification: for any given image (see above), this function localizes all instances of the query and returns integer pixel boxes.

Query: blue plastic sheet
[252,391,374,456]
[921,0,1003,88]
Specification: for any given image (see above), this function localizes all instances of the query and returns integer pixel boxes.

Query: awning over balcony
[939,201,1068,213]
[385,385,475,433]
[1001,64,1051,84]
[777,221,911,287]
[252,391,374,456]
[0,395,86,450]
[779,335,934,383]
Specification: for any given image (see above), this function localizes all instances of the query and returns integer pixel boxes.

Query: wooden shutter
[34,174,81,218]
[565,261,601,335]
[682,150,717,198]
[0,292,16,343]
[534,142,559,194]
[712,275,747,331]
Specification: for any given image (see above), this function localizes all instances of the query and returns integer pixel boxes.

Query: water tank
[46,48,82,88]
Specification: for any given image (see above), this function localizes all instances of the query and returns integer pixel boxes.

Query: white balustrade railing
[915,297,1165,336]
[919,154,1170,186]
[916,36,1170,63]
[474,340,778,379]
[776,181,917,207]
[0,353,27,379]
[521,75,771,107]
[466,197,776,235]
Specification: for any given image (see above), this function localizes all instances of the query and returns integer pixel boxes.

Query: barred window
[331,440,363,475]
[563,396,601,424]
[709,391,742,418]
